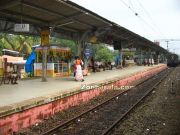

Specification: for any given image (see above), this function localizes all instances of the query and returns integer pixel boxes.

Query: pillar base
[41,77,47,82]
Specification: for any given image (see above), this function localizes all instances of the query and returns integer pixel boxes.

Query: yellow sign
[41,29,49,46]
[89,36,97,43]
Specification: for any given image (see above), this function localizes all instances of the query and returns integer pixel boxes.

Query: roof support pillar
[155,51,160,64]
[77,30,91,58]
[140,50,143,65]
[77,40,83,58]
[40,27,50,82]
[119,49,123,67]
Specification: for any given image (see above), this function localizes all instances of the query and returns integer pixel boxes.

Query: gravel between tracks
[16,67,180,135]
[55,69,168,135]
[112,67,180,135]
[16,74,148,135]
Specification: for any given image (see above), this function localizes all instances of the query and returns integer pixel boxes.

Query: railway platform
[0,64,166,135]
[0,64,165,107]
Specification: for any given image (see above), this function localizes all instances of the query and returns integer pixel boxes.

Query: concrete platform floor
[0,65,163,107]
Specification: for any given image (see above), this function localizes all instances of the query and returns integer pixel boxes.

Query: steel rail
[41,67,169,135]
[101,68,172,135]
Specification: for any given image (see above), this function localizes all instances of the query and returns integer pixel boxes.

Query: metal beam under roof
[0,0,168,53]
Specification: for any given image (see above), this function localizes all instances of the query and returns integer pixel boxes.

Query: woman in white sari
[74,57,84,82]
[75,64,84,81]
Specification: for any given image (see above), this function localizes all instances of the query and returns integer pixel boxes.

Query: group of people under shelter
[5,63,19,84]
[72,56,115,82]
[72,55,156,82]
[143,58,155,66]
[3,56,155,84]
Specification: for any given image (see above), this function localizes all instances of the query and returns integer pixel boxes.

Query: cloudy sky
[71,0,180,55]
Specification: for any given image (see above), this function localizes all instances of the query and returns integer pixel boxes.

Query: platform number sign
[41,29,49,46]
[14,24,29,32]
[84,48,91,59]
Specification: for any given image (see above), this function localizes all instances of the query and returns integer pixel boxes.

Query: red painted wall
[0,65,166,135]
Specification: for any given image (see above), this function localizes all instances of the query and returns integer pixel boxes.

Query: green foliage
[0,33,76,58]
[50,37,77,57]
[112,50,119,57]
[0,33,40,58]
[0,42,3,55]
[0,33,115,62]
[91,44,114,62]
[123,51,135,57]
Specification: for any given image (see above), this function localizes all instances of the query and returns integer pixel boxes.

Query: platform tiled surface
[0,65,163,107]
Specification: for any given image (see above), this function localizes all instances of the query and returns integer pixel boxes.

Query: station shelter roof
[0,0,167,54]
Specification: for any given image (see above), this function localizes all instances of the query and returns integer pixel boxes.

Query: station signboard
[41,29,49,46]
[14,24,29,32]
[89,36,97,43]
[84,48,91,59]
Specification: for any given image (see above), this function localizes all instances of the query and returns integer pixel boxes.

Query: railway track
[41,67,173,135]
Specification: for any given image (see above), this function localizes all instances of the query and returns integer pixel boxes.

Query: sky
[71,0,180,55]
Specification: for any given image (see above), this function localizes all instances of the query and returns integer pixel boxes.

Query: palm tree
[0,33,40,58]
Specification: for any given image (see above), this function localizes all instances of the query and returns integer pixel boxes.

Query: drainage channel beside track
[40,67,172,135]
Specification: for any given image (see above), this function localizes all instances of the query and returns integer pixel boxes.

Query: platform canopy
[0,0,167,53]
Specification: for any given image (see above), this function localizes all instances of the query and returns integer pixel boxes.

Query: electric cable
[119,0,163,38]
[119,0,138,16]
[136,0,167,38]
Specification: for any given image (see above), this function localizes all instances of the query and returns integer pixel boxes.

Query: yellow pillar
[40,27,50,82]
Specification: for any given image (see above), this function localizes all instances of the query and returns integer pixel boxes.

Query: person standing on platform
[149,58,153,66]
[152,58,154,65]
[73,56,78,77]
[144,58,148,66]
[74,56,84,82]
[115,55,120,67]
[122,57,125,67]
[148,58,150,66]
[91,57,95,72]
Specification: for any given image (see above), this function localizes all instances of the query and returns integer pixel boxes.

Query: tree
[91,44,114,61]
[0,33,116,62]
[0,42,3,55]
[0,33,14,51]
[0,33,40,58]
[0,33,77,58]
[50,37,77,58]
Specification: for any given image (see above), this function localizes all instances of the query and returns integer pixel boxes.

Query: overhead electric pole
[154,39,180,51]
[165,41,169,50]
